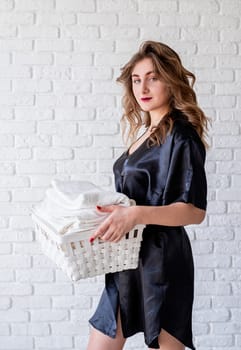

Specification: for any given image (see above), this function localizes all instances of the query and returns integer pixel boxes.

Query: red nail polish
[89,237,94,243]
[96,205,102,210]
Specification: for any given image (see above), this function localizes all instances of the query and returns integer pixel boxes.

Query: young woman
[87,41,208,350]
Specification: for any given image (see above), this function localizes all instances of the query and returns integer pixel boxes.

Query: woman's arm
[134,202,206,226]
[90,203,206,243]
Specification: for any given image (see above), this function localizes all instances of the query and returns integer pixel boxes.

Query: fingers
[89,205,126,243]
[101,226,122,242]
[89,220,110,242]
[90,222,123,243]
[89,206,114,242]
[96,205,116,213]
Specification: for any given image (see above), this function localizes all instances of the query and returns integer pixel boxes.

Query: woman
[87,41,208,350]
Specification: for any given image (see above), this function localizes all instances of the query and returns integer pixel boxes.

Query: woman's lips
[141,97,152,102]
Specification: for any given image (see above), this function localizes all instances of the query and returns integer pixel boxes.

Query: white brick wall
[0,0,240,349]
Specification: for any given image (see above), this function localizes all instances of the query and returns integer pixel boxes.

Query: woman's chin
[140,106,152,112]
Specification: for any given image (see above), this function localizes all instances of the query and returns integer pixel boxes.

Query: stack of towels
[33,179,134,236]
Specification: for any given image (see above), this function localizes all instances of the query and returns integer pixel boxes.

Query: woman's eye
[149,77,157,81]
[132,79,141,84]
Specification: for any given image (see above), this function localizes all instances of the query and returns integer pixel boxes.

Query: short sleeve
[162,137,207,210]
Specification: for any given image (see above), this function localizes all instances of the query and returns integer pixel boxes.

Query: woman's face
[131,57,171,116]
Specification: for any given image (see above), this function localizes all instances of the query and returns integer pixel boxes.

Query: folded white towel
[47,179,131,210]
[39,196,106,218]
[50,180,101,209]
[33,180,135,235]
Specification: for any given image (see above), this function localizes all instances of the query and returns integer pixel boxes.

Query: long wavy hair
[116,40,209,147]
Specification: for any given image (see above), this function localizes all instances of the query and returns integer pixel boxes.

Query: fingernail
[89,237,94,243]
[96,205,102,210]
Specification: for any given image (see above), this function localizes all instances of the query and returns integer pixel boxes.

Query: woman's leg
[87,310,126,350]
[149,329,185,350]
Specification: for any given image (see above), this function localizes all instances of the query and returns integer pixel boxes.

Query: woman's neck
[149,107,170,128]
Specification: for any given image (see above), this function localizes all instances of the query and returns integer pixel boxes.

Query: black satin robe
[89,116,207,349]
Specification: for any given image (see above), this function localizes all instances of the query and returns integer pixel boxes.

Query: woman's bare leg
[87,311,126,350]
[149,329,185,350]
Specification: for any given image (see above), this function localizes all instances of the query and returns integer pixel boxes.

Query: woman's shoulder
[170,112,201,144]
[168,112,206,157]
[172,120,196,141]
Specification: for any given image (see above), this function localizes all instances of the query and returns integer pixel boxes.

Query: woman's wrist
[130,205,144,226]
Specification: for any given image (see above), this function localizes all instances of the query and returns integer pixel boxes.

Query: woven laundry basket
[32,213,144,282]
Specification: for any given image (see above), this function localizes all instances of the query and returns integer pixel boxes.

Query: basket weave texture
[32,213,144,282]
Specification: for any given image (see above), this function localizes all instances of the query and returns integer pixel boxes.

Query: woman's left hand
[90,205,137,243]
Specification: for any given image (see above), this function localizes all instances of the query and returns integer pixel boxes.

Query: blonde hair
[116,40,209,147]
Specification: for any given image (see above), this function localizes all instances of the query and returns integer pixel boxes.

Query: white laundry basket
[32,213,144,282]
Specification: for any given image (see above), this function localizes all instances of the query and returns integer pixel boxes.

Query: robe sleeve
[162,136,207,210]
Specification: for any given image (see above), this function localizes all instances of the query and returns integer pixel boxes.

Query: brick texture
[0,0,240,349]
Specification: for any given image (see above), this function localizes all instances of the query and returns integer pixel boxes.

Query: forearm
[132,202,206,227]
[91,202,206,242]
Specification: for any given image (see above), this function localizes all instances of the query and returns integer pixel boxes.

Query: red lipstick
[141,97,152,102]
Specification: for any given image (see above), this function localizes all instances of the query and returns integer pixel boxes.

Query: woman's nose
[141,81,149,94]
